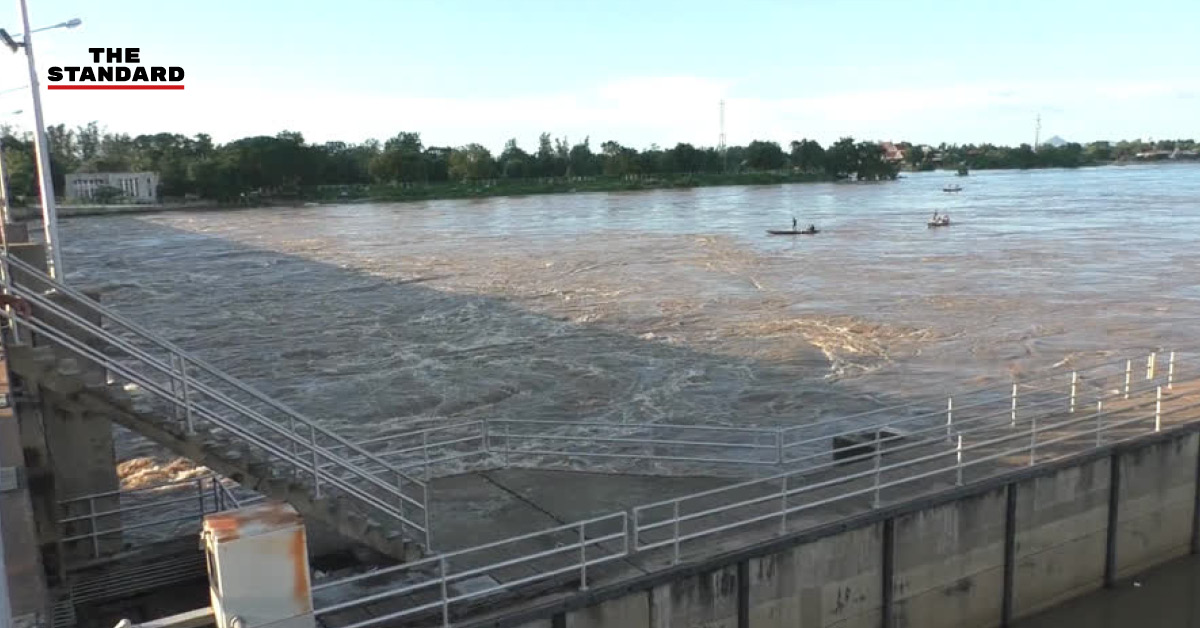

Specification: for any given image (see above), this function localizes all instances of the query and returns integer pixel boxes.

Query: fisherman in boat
[807,224,816,233]
[792,217,798,231]
[932,211,939,223]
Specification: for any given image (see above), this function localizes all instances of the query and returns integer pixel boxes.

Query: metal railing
[0,253,431,549]
[314,350,1199,626]
[313,512,628,628]
[57,474,259,560]
[323,351,1191,483]
[632,360,1196,562]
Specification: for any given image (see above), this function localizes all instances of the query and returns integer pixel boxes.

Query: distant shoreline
[13,161,1197,221]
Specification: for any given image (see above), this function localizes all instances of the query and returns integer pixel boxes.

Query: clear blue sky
[1,0,1197,151]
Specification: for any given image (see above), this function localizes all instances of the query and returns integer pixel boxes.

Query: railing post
[1148,352,1157,381]
[178,353,194,433]
[288,417,297,474]
[1070,371,1078,414]
[872,437,883,508]
[88,499,99,557]
[1096,400,1104,447]
[578,521,588,591]
[196,477,205,515]
[672,500,681,565]
[1156,386,1162,432]
[396,470,407,528]
[1029,413,1038,466]
[168,353,181,419]
[779,474,789,535]
[440,556,451,628]
[776,429,784,465]
[423,429,431,480]
[946,397,953,440]
[1125,359,1132,399]
[424,483,433,552]
[1168,352,1176,390]
[309,424,321,498]
[956,434,964,486]
[1011,382,1018,427]
[503,423,511,467]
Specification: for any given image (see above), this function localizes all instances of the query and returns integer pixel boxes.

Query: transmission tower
[1034,114,1042,152]
[719,100,727,171]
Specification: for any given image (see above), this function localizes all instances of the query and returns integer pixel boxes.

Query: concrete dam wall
[482,425,1200,628]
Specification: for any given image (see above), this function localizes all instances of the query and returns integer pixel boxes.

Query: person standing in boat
[792,217,798,231]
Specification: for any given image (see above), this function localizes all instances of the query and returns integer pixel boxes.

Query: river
[53,164,1200,477]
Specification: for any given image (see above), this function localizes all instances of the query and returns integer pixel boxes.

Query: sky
[0,0,1197,152]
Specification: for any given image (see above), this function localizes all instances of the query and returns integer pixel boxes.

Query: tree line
[0,122,1194,203]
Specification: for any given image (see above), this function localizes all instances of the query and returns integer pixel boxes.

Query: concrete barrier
[459,423,1200,628]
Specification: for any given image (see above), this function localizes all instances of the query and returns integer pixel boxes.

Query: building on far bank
[880,142,906,162]
[65,172,160,203]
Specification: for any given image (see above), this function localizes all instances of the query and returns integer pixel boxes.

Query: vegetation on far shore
[0,122,1196,207]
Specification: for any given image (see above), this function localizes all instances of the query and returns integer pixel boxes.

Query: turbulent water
[53,164,1200,473]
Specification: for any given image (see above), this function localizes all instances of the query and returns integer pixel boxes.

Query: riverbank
[9,171,835,220]
[308,170,833,203]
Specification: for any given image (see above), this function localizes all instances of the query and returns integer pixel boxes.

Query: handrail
[1,253,430,547]
[313,512,628,628]
[3,255,427,490]
[632,375,1197,558]
[777,350,1183,437]
[17,314,419,527]
[56,474,264,560]
[313,365,1199,625]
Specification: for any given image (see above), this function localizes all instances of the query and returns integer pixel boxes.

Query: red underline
[47,85,185,90]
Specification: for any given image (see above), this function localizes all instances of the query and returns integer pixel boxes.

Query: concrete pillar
[2,243,64,588]
[36,290,122,561]
[5,243,122,561]
[1,345,51,628]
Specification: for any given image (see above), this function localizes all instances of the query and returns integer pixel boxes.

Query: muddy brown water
[50,165,1200,473]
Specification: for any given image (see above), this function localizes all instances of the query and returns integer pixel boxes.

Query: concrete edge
[454,419,1200,628]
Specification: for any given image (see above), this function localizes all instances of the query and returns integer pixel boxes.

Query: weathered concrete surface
[566,592,650,628]
[429,469,738,554]
[748,523,881,628]
[1012,457,1110,619]
[0,349,49,623]
[1114,433,1198,579]
[650,564,739,628]
[891,486,1007,628]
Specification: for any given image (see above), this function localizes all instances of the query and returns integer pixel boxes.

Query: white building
[65,172,160,203]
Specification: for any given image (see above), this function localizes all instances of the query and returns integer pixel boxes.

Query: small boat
[943,185,963,192]
[956,165,969,176]
[767,228,819,235]
[927,218,951,228]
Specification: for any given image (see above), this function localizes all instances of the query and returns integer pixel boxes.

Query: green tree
[498,138,531,179]
[823,137,858,178]
[448,143,495,181]
[789,139,825,172]
[745,140,786,170]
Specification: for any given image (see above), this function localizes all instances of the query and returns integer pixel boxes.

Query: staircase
[1,253,430,560]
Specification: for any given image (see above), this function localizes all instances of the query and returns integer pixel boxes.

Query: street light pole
[15,0,63,279]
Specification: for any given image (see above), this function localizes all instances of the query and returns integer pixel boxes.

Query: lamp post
[6,4,81,280]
